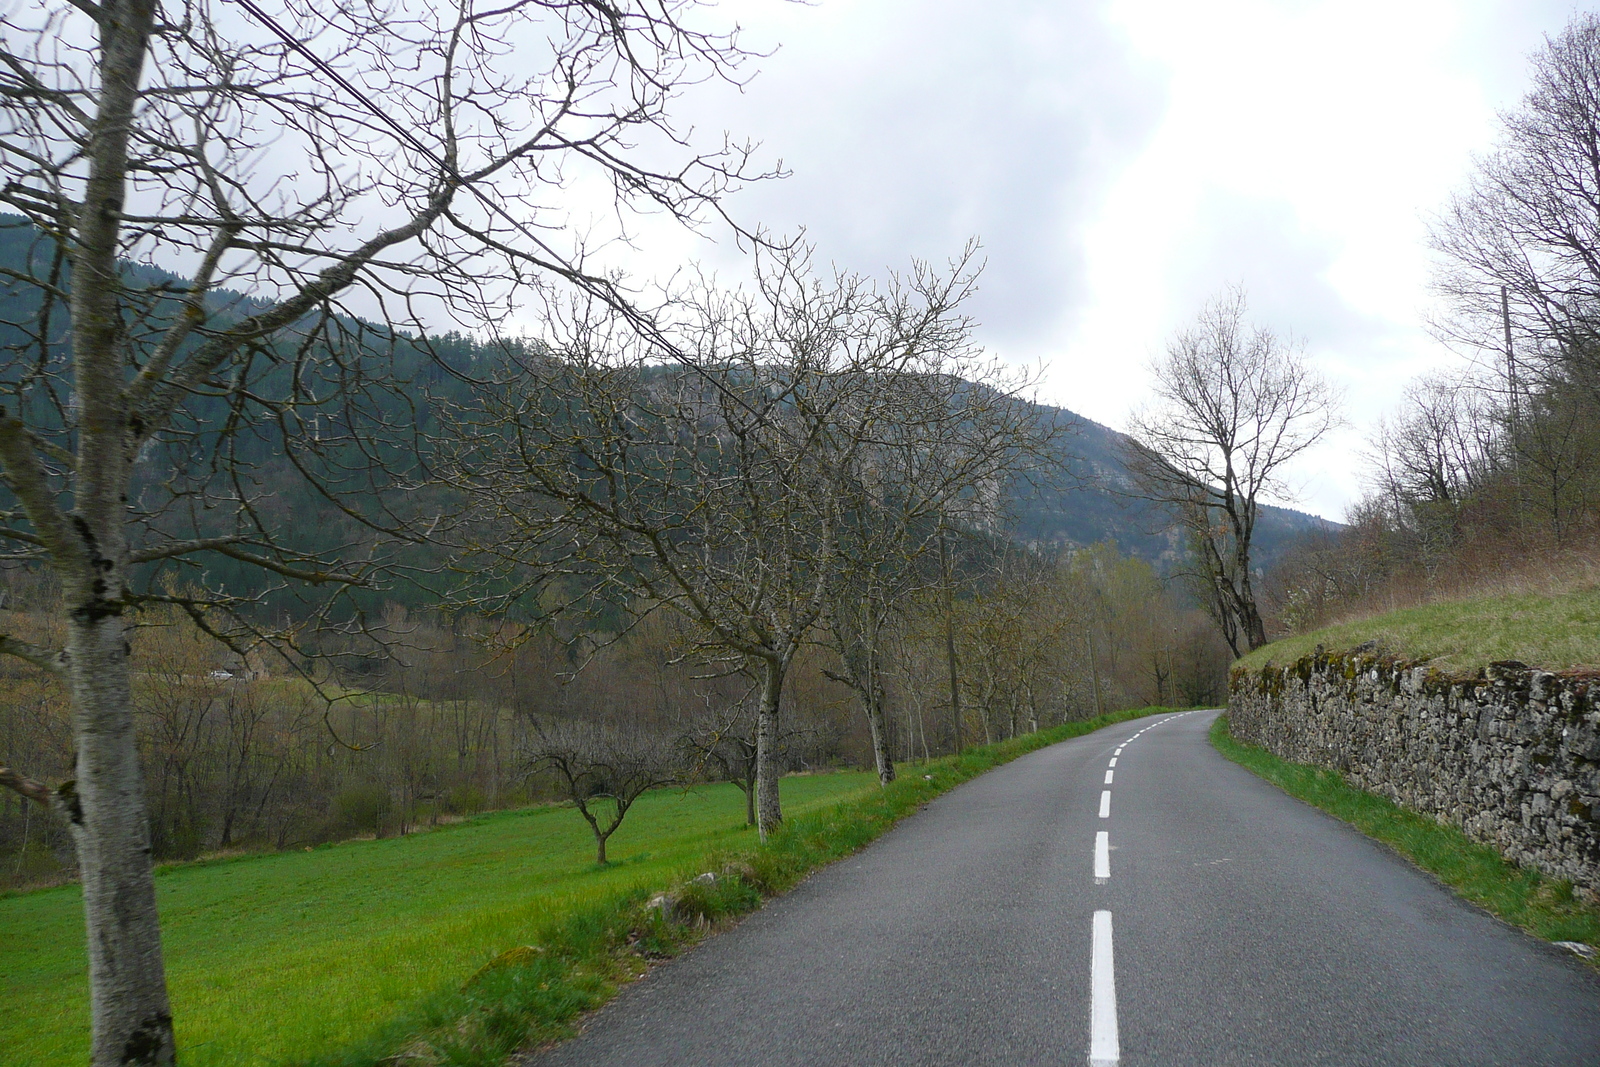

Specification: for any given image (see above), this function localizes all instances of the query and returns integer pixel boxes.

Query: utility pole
[1502,285,1520,431]
[1502,284,1528,538]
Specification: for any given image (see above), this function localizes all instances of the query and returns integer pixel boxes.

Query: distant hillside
[0,220,1331,587]
[1012,404,1335,572]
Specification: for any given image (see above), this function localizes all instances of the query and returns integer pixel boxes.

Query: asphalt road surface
[525,709,1600,1066]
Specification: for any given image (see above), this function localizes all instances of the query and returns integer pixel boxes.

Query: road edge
[300,707,1182,1067]
[1209,712,1600,967]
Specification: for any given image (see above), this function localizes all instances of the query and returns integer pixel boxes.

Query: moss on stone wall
[1229,647,1600,898]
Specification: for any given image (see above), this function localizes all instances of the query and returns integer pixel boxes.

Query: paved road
[526,709,1600,1066]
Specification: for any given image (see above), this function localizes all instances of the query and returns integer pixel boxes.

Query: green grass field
[1237,583,1600,674]
[0,774,875,1067]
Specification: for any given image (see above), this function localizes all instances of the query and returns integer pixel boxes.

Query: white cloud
[567,0,1590,520]
[1051,0,1582,519]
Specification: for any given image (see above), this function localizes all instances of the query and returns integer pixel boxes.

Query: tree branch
[0,632,69,674]
[0,766,53,807]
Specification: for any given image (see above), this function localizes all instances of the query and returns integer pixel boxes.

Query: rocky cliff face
[1229,648,1600,897]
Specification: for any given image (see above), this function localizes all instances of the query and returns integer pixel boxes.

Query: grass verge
[1235,584,1600,675]
[305,705,1171,1067]
[1210,713,1600,959]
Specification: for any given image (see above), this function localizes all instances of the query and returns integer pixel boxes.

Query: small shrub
[329,783,390,837]
[1,842,64,887]
[447,785,488,815]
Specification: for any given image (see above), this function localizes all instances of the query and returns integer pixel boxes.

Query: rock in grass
[1556,940,1597,961]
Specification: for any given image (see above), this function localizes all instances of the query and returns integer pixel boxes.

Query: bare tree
[1431,12,1600,406]
[1424,14,1600,551]
[444,247,1003,835]
[0,1,764,1060]
[1125,289,1339,654]
[816,316,1053,783]
[1511,386,1600,542]
[444,270,839,841]
[1362,371,1502,571]
[678,681,825,826]
[680,692,763,827]
[1367,372,1499,513]
[525,717,680,865]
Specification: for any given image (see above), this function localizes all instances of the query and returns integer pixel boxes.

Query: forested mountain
[1014,405,1334,569]
[0,217,1329,605]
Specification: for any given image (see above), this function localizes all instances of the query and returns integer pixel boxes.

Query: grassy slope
[1237,584,1600,674]
[1211,714,1600,956]
[3,706,1171,1067]
[1,775,874,1067]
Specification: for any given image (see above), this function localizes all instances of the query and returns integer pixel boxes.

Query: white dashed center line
[1082,713,1208,1063]
[1089,910,1119,1066]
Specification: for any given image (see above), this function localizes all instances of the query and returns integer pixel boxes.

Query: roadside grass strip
[1232,584,1600,676]
[1211,714,1600,961]
[2,705,1173,1067]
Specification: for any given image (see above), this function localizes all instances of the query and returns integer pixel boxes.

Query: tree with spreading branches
[1432,12,1600,407]
[525,716,680,865]
[0,1,765,1060]
[442,246,1012,835]
[817,350,1056,784]
[1124,289,1339,655]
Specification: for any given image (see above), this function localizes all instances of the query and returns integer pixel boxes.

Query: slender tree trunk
[754,655,785,840]
[67,595,175,1066]
[54,5,177,1063]
[940,530,963,755]
[1086,629,1104,718]
[862,688,895,786]
[972,681,985,748]
[858,614,895,786]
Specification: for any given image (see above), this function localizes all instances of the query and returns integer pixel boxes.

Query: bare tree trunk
[862,687,895,786]
[1240,599,1268,651]
[940,529,963,755]
[853,614,895,786]
[754,656,785,839]
[56,4,176,1061]
[1086,629,1104,718]
[65,484,175,1067]
[1233,537,1269,651]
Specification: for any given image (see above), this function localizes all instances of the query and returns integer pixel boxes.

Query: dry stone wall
[1228,647,1600,896]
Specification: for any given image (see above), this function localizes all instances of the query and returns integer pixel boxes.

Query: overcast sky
[634,0,1590,521]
